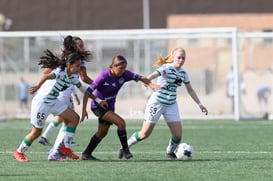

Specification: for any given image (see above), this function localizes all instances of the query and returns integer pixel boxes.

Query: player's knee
[116,120,126,130]
[66,113,80,127]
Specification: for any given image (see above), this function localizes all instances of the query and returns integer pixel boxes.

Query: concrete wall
[0,0,273,31]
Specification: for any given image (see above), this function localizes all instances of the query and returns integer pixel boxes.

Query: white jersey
[226,71,245,97]
[152,63,190,105]
[35,79,56,98]
[43,68,81,105]
[58,84,77,110]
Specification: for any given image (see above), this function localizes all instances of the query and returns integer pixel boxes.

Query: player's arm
[80,87,108,122]
[29,72,55,94]
[80,67,93,84]
[43,68,53,74]
[147,71,160,81]
[139,75,159,91]
[185,83,208,115]
[72,86,80,105]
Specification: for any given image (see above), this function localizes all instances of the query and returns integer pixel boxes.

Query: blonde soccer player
[127,47,208,160]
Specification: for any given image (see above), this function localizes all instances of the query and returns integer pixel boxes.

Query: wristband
[95,98,102,104]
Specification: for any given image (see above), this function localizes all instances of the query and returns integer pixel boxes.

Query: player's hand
[200,105,208,115]
[80,110,88,122]
[99,100,108,109]
[149,83,160,91]
[29,85,39,94]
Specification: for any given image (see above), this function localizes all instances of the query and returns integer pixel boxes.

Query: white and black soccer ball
[175,143,194,160]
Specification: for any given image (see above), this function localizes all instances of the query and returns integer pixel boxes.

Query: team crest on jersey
[118,77,125,84]
[181,71,186,79]
[103,82,109,86]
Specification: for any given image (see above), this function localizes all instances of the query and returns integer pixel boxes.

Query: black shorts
[91,107,113,126]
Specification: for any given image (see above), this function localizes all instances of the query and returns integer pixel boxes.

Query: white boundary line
[1,151,273,154]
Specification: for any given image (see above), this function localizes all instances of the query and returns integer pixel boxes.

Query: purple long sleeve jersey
[86,68,141,111]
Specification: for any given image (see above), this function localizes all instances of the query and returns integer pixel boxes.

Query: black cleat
[81,153,99,161]
[39,137,51,146]
[118,148,133,159]
[166,152,177,160]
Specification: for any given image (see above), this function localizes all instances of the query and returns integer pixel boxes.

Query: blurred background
[0,0,272,121]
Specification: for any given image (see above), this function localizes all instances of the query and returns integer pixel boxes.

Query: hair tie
[113,59,127,65]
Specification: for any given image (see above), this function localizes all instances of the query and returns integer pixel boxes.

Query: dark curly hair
[39,49,81,71]
[62,35,92,62]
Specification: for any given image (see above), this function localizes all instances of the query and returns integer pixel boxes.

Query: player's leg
[14,98,49,162]
[14,126,43,162]
[81,122,110,160]
[100,110,133,159]
[39,116,62,146]
[58,108,79,159]
[127,121,156,147]
[128,100,162,147]
[166,122,182,158]
[164,103,182,160]
[50,101,79,160]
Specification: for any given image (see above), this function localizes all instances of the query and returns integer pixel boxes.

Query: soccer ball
[175,143,194,160]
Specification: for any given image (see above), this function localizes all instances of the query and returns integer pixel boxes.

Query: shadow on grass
[80,156,273,163]
[10,156,273,163]
[0,174,31,177]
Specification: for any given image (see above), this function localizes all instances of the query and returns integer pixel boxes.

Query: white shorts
[143,97,181,124]
[30,95,68,128]
[58,96,74,110]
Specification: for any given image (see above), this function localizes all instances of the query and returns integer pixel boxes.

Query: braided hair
[39,49,64,70]
[39,50,81,71]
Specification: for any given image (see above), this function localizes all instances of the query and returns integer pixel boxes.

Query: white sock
[42,121,59,138]
[52,125,66,153]
[63,131,74,148]
[166,138,180,154]
[128,132,139,148]
[17,139,31,153]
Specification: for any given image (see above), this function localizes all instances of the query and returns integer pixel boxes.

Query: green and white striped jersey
[43,68,81,105]
[154,63,190,105]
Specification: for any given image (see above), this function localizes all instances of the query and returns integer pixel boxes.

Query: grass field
[1,119,273,181]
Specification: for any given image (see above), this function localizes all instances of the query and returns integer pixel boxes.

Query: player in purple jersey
[80,55,157,160]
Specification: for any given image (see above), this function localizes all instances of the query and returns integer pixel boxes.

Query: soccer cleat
[81,153,99,161]
[59,144,79,160]
[13,149,28,162]
[118,148,133,159]
[39,136,51,146]
[166,152,177,160]
[48,151,67,161]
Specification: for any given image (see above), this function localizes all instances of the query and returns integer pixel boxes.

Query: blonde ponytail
[153,47,185,67]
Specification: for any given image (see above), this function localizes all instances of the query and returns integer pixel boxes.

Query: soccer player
[18,77,30,113]
[256,84,271,118]
[38,83,80,146]
[127,47,208,160]
[39,35,93,146]
[13,51,87,162]
[226,66,246,112]
[80,55,157,160]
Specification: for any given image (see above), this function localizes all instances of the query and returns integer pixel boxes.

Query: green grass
[1,119,273,181]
